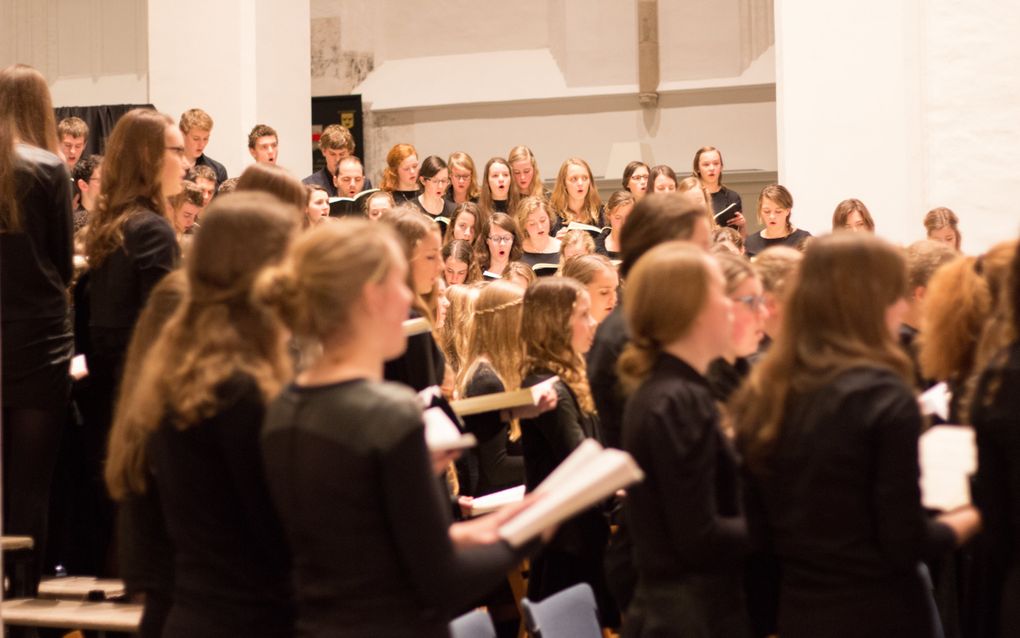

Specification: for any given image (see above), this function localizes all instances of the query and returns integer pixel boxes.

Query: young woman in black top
[447,151,480,205]
[472,212,523,280]
[743,184,812,257]
[561,254,619,326]
[732,233,981,638]
[479,157,512,218]
[82,107,188,574]
[443,201,482,245]
[507,145,546,213]
[517,195,562,267]
[456,281,555,497]
[105,193,300,637]
[519,278,617,623]
[380,208,446,391]
[0,64,74,592]
[257,220,536,637]
[549,157,604,235]
[618,241,752,637]
[596,190,634,259]
[706,252,768,403]
[415,155,458,233]
[381,143,421,204]
[971,244,1020,636]
[693,145,745,235]
[622,161,650,201]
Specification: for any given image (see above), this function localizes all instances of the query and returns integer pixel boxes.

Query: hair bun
[253,262,305,332]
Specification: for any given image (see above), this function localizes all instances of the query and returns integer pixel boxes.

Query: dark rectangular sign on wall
[310,94,365,173]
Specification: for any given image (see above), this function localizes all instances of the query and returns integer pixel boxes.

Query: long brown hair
[617,242,712,393]
[479,157,511,218]
[732,234,912,472]
[472,212,523,278]
[105,193,298,498]
[521,278,595,413]
[0,64,60,232]
[84,108,174,268]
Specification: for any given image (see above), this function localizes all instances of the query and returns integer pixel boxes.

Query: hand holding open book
[469,439,644,548]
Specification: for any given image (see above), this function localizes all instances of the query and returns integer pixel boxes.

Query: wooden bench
[38,577,126,601]
[1,597,141,634]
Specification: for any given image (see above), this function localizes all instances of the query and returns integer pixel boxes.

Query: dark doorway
[310,95,365,173]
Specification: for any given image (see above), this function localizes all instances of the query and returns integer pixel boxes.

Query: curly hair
[521,278,595,413]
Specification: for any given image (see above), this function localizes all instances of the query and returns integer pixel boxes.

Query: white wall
[0,0,148,106]
[776,0,1020,253]
[922,0,1020,252]
[148,0,312,179]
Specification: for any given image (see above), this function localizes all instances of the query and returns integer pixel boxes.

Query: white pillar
[774,0,924,246]
[147,0,312,179]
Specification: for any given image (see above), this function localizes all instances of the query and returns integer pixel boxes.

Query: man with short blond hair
[248,124,279,164]
[302,124,372,196]
[58,116,89,170]
[180,108,227,185]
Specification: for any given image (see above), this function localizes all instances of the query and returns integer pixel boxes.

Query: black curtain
[53,104,154,158]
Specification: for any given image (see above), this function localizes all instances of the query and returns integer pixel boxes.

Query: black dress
[460,362,524,497]
[622,353,752,638]
[587,304,629,450]
[710,187,743,227]
[146,374,293,638]
[392,189,419,205]
[743,228,812,258]
[412,196,457,235]
[1,143,74,592]
[971,340,1020,637]
[519,372,615,623]
[1,143,74,408]
[739,367,956,638]
[384,310,445,392]
[261,378,526,637]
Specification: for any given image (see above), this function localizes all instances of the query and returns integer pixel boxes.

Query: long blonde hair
[105,193,298,499]
[733,234,912,473]
[507,145,544,212]
[457,281,525,394]
[441,283,479,374]
[549,157,603,226]
[521,278,595,413]
[617,242,711,393]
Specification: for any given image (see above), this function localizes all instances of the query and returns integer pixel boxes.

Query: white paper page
[919,425,976,511]
[423,407,476,452]
[469,485,526,516]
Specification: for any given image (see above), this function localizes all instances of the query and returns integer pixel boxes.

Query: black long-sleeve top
[587,304,629,449]
[89,206,178,355]
[1,144,73,321]
[972,340,1020,624]
[146,374,293,637]
[461,362,524,497]
[520,371,606,556]
[623,353,749,580]
[739,367,956,635]
[261,378,525,638]
[384,310,445,392]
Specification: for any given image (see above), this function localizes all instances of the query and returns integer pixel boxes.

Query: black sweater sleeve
[462,366,524,493]
[380,423,521,615]
[870,380,956,566]
[123,212,178,310]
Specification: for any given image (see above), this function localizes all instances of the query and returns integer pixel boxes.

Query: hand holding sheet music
[496,439,644,547]
[918,425,975,511]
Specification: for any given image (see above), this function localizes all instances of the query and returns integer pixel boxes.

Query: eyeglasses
[451,173,472,182]
[733,294,765,311]
[488,235,514,245]
[427,178,450,187]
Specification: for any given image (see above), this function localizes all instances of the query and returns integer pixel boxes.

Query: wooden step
[38,577,126,601]
[1,598,141,632]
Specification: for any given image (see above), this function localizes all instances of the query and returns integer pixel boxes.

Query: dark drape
[53,104,155,158]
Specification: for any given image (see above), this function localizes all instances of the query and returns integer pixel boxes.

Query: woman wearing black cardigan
[0,64,74,592]
[257,220,536,637]
[619,242,752,637]
[732,233,981,638]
